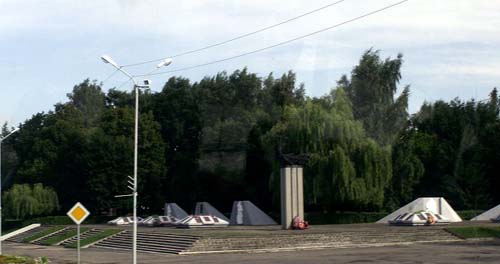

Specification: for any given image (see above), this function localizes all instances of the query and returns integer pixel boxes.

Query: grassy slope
[39,227,90,245]
[22,226,65,243]
[65,229,122,248]
[447,226,500,239]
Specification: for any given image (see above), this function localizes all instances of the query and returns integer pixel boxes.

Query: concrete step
[107,235,196,245]
[185,229,461,253]
[96,238,192,250]
[95,241,194,252]
[117,232,199,240]
[93,244,180,254]
[90,231,200,255]
[104,239,194,249]
[59,229,104,246]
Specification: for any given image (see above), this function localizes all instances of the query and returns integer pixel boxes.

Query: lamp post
[101,55,172,264]
[0,127,19,255]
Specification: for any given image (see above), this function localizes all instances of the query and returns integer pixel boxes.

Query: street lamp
[0,127,19,255]
[101,55,172,264]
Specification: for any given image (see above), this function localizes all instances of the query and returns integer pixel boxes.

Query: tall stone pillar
[280,165,304,229]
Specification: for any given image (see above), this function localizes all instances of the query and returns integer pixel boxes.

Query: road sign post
[67,202,90,264]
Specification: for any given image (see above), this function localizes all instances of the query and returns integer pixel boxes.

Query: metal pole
[0,128,19,255]
[0,139,2,256]
[100,55,171,264]
[77,224,80,264]
[133,84,139,264]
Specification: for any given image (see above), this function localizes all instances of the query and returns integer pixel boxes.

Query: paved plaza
[4,240,500,264]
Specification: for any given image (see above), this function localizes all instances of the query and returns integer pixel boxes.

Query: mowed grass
[65,229,122,248]
[447,226,500,239]
[22,226,65,243]
[39,227,90,245]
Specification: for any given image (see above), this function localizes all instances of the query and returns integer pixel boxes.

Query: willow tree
[264,88,392,210]
[3,183,59,220]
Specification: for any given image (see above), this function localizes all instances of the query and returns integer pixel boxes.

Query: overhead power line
[136,0,410,77]
[122,0,348,67]
[101,69,119,84]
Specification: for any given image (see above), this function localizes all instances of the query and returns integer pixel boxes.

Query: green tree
[410,91,500,209]
[152,77,201,208]
[3,183,59,220]
[264,88,392,210]
[84,106,166,213]
[386,124,425,208]
[342,49,409,145]
[67,79,106,127]
[244,118,274,210]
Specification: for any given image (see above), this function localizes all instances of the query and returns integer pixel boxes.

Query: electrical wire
[114,79,133,90]
[101,69,119,84]
[121,0,348,67]
[108,67,163,89]
[136,0,410,77]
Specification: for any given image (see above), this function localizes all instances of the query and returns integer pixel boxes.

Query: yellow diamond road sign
[67,202,90,225]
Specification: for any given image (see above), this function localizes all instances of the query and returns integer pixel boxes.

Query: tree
[7,62,500,216]
[386,124,425,208]
[67,79,106,127]
[342,49,409,145]
[244,119,274,210]
[1,123,19,189]
[84,107,166,213]
[84,108,134,212]
[409,91,500,209]
[3,183,59,220]
[263,88,392,210]
[152,77,202,207]
[137,111,167,212]
[195,70,261,171]
[270,71,305,114]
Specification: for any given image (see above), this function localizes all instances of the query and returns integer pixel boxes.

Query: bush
[456,210,483,220]
[305,212,387,225]
[0,255,48,264]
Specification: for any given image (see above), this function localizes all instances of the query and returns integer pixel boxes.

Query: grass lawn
[0,255,48,264]
[22,226,65,243]
[39,227,90,245]
[65,229,122,248]
[447,226,500,239]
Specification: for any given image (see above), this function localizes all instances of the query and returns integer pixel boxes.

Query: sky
[1,0,500,126]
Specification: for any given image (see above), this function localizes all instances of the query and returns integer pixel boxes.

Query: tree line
[1,49,499,218]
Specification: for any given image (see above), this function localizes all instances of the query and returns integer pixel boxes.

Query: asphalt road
[3,240,500,264]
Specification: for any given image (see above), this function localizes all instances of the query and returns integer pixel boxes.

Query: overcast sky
[1,0,499,126]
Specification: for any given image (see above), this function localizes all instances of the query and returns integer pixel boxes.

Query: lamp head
[101,55,119,68]
[157,58,173,68]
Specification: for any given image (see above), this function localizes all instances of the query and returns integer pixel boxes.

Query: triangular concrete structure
[377,197,462,223]
[164,203,188,220]
[176,215,229,228]
[389,210,452,226]
[194,202,229,221]
[229,201,278,226]
[471,204,500,221]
